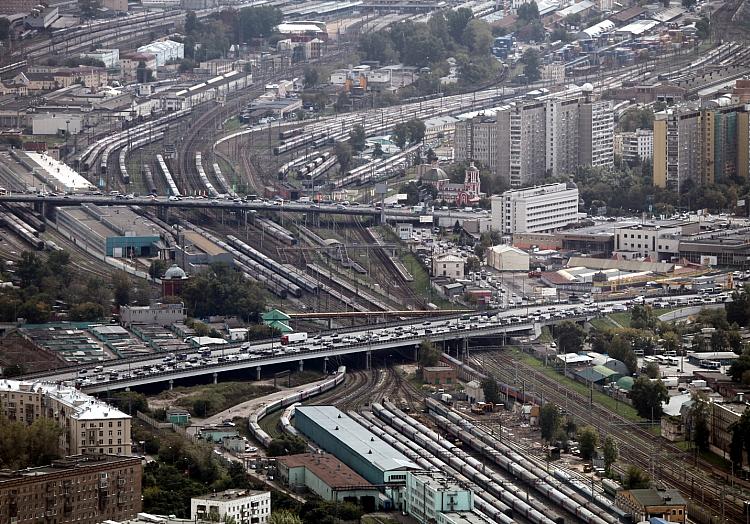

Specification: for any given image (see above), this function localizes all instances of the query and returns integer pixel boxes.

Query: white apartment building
[405,471,473,523]
[0,379,132,456]
[615,128,653,164]
[191,489,271,524]
[579,98,615,168]
[492,183,579,235]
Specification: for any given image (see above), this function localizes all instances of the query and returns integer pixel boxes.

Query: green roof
[262,309,291,321]
[592,365,618,377]
[266,320,293,333]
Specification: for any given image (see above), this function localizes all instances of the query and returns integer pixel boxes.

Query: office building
[294,405,419,486]
[613,220,698,261]
[191,489,271,524]
[0,454,142,524]
[0,0,37,14]
[0,379,132,456]
[276,453,380,509]
[492,183,579,234]
[405,471,473,523]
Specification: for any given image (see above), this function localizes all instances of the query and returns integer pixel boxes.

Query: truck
[281,332,308,345]
[440,393,453,404]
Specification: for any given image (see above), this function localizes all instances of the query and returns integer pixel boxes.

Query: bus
[0,187,7,196]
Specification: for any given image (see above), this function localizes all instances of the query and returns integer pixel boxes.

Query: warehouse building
[485,244,530,271]
[294,406,419,487]
[56,204,164,258]
[0,454,142,524]
[276,453,381,509]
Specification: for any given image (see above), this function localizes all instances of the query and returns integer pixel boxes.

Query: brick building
[422,366,457,386]
[0,454,142,524]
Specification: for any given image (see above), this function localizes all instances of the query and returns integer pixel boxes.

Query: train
[0,211,44,250]
[156,154,181,197]
[142,165,158,196]
[195,152,219,197]
[425,398,629,524]
[297,152,332,179]
[212,161,236,198]
[249,366,346,447]
[273,131,330,156]
[279,128,303,141]
[255,217,296,245]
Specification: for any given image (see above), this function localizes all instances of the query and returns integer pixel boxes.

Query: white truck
[440,393,453,404]
[281,332,308,345]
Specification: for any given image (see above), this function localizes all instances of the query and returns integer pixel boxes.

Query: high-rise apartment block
[0,379,132,457]
[653,104,749,192]
[455,90,614,188]
[615,129,653,164]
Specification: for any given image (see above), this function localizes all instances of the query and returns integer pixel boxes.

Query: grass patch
[258,409,283,439]
[223,117,241,132]
[154,382,276,418]
[510,349,643,423]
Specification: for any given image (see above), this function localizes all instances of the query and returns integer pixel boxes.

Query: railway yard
[3,0,750,523]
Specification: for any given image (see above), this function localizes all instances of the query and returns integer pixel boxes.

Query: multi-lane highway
[19,294,716,393]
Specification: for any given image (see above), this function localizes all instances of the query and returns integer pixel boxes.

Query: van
[634,349,645,357]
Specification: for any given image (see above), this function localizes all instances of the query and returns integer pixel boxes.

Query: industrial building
[137,40,185,67]
[56,204,164,258]
[615,488,686,523]
[276,453,381,509]
[119,302,187,327]
[190,489,271,524]
[491,183,579,235]
[0,454,142,524]
[293,406,419,486]
[0,379,132,456]
[175,230,234,272]
[405,471,474,523]
[613,220,697,261]
[485,244,530,271]
[24,151,94,193]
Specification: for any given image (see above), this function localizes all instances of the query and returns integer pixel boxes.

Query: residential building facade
[615,128,653,164]
[432,254,465,279]
[0,379,132,456]
[0,454,142,524]
[579,98,615,168]
[492,183,579,234]
[191,489,271,524]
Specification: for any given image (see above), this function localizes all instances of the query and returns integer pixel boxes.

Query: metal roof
[295,405,419,473]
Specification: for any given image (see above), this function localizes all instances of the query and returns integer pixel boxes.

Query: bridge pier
[323,357,328,374]
[413,345,418,362]
[169,379,173,391]
[256,366,261,380]
[365,350,372,370]
[125,386,130,392]
[213,372,218,384]
[298,359,304,372]
[461,338,469,362]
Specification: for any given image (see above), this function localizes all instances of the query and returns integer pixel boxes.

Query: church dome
[164,264,187,279]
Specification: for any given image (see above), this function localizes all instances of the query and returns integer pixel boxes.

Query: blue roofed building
[294,406,420,487]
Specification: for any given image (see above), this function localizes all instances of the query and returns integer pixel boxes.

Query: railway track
[480,350,748,523]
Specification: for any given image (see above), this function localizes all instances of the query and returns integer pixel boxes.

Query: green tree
[608,334,638,374]
[696,16,710,39]
[729,351,750,383]
[682,0,696,8]
[16,251,46,288]
[373,143,385,159]
[517,1,540,23]
[623,465,650,489]
[577,425,599,460]
[406,119,426,145]
[446,7,474,43]
[349,124,367,152]
[711,329,730,352]
[268,435,307,456]
[618,107,655,132]
[149,259,168,279]
[270,511,303,524]
[69,302,105,321]
[79,0,101,18]
[687,393,710,452]
[462,19,493,54]
[481,376,501,404]
[644,361,660,379]
[662,331,681,355]
[539,403,561,443]
[630,377,669,420]
[237,5,283,42]
[602,435,618,473]
[334,91,349,112]
[334,141,353,174]
[391,122,409,150]
[520,48,541,83]
[303,66,319,88]
[554,321,585,353]
[419,339,441,368]
[112,271,131,307]
[630,305,656,330]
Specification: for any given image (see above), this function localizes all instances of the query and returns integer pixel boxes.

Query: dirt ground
[0,331,66,374]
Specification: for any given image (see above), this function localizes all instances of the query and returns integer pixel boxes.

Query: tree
[69,302,105,321]
[602,436,618,473]
[112,271,131,307]
[149,259,168,279]
[334,91,349,112]
[662,332,681,355]
[539,403,561,442]
[462,19,493,54]
[577,425,599,460]
[270,511,303,524]
[465,256,481,275]
[696,16,710,40]
[79,0,101,18]
[16,251,45,288]
[373,143,385,159]
[303,66,319,88]
[446,7,474,43]
[682,0,696,9]
[0,18,10,41]
[517,1,540,23]
[334,142,353,174]
[406,119,426,145]
[180,263,265,321]
[481,376,501,404]
[554,321,585,353]
[630,377,669,420]
[623,465,650,489]
[630,305,656,330]
[268,435,307,456]
[349,124,367,153]
[419,339,441,369]
[608,334,638,374]
[711,329,730,353]
[644,361,660,379]
[237,5,283,42]
[687,393,710,452]
[520,48,541,83]
[729,351,750,383]
[391,122,409,150]
[618,107,655,132]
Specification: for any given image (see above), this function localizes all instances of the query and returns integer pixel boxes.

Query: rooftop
[193,489,269,502]
[0,379,130,421]
[25,151,94,191]
[277,453,373,489]
[628,488,686,507]
[0,455,139,483]
[295,405,419,473]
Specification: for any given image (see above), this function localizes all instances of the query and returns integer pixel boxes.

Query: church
[422,161,484,206]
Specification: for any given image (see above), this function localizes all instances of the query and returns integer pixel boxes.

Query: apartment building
[0,454,142,524]
[653,108,702,192]
[701,103,750,185]
[455,93,614,186]
[0,379,132,456]
[405,471,473,523]
[191,489,271,524]
[615,129,653,164]
[491,183,579,234]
